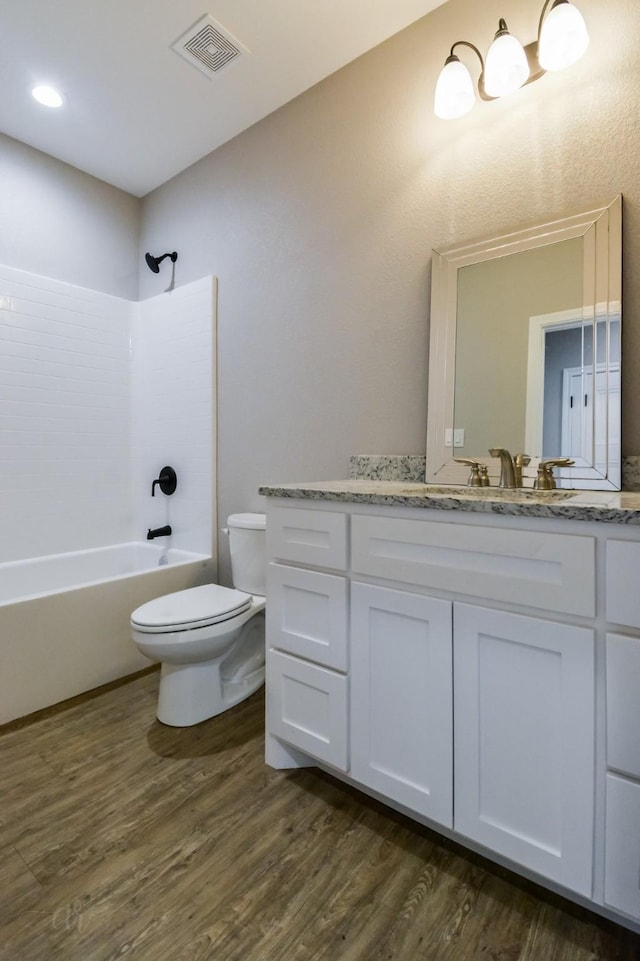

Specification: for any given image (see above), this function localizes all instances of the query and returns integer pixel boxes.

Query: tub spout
[147,525,172,540]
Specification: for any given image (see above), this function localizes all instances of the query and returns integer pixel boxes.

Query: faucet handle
[534,458,575,490]
[539,458,574,468]
[454,458,484,487]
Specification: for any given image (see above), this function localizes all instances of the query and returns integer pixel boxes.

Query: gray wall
[0,133,140,299]
[140,0,640,582]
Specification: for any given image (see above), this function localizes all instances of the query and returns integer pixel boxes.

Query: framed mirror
[426,196,622,490]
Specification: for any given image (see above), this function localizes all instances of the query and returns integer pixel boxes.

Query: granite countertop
[258,479,640,525]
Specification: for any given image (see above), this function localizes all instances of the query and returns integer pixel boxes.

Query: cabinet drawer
[267,564,348,671]
[267,650,348,771]
[606,540,640,628]
[352,515,595,617]
[606,633,640,779]
[267,507,347,570]
[604,773,640,920]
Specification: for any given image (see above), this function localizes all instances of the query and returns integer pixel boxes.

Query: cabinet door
[350,582,453,826]
[454,603,594,896]
[267,649,348,771]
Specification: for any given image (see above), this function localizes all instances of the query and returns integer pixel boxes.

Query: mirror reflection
[426,196,622,490]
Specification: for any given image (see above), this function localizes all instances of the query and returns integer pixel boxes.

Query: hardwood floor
[1,671,638,961]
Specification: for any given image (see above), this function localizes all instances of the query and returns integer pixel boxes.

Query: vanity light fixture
[434,0,589,120]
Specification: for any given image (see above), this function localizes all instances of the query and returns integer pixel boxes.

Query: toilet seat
[131,584,252,634]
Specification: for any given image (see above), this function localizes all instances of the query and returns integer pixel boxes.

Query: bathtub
[0,543,215,725]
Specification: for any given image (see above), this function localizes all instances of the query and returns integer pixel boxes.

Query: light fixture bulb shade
[484,28,529,98]
[538,1,589,71]
[434,57,475,119]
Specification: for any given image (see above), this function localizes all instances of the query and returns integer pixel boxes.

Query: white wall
[139,0,640,583]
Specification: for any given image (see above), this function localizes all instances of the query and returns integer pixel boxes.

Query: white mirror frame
[426,196,622,490]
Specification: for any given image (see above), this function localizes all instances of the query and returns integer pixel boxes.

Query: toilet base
[156,659,265,727]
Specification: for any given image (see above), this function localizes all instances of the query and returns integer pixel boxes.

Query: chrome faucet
[488,448,516,488]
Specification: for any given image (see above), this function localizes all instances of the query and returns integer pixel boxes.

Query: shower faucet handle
[151,466,177,496]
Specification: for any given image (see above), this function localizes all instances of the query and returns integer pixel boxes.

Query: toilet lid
[131,584,252,633]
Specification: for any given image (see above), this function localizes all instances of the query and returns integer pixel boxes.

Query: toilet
[130,512,266,727]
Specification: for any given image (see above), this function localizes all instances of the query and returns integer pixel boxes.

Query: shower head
[145,251,178,273]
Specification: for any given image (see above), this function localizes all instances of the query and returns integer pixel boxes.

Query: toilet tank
[227,513,266,596]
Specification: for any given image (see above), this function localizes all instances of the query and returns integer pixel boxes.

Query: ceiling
[1,0,448,198]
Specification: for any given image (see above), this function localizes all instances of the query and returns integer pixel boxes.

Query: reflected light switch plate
[453,429,465,447]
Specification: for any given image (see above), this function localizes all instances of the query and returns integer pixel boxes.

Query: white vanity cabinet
[264,497,640,931]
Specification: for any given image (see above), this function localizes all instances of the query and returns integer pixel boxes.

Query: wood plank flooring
[1,670,638,961]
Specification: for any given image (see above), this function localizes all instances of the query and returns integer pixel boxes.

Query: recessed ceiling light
[31,85,64,108]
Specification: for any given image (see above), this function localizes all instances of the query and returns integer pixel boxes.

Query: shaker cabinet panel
[267,650,348,771]
[606,540,640,628]
[267,507,347,570]
[351,514,595,617]
[350,583,453,826]
[267,563,348,671]
[453,603,595,896]
[606,633,640,780]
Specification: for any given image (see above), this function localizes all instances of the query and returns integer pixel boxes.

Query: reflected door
[560,366,620,484]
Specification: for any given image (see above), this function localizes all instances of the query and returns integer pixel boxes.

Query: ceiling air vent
[171,15,249,78]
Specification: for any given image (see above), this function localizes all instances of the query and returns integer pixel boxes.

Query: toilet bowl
[130,513,266,727]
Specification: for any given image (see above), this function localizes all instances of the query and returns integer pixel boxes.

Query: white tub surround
[132,277,216,559]
[261,480,640,933]
[0,266,216,564]
[0,546,213,725]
